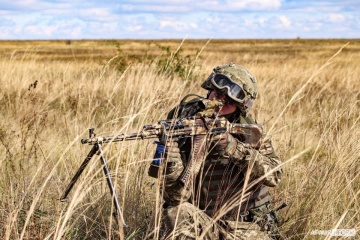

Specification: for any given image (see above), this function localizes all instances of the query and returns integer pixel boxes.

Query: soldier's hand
[164,141,181,164]
[210,132,238,156]
[163,140,184,182]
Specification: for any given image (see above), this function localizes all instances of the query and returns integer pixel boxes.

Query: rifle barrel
[81,132,151,144]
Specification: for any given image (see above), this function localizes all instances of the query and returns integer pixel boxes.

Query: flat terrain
[0,39,359,239]
[1,39,359,62]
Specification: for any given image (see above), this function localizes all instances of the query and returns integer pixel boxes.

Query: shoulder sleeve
[230,115,283,187]
[252,137,283,187]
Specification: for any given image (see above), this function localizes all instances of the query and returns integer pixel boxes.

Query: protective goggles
[209,73,247,103]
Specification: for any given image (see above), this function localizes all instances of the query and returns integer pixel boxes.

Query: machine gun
[60,99,263,227]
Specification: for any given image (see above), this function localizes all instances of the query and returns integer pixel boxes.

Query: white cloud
[278,15,291,28]
[229,0,282,10]
[327,13,345,23]
[125,25,143,32]
[24,24,57,37]
[0,0,71,13]
[159,19,198,31]
[206,16,220,24]
[117,0,283,12]
[0,0,360,39]
[243,18,257,28]
[119,0,192,3]
[118,4,190,12]
[258,17,266,24]
[0,27,12,38]
[267,15,292,29]
[79,8,117,22]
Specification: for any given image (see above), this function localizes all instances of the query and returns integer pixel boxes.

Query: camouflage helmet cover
[201,62,258,111]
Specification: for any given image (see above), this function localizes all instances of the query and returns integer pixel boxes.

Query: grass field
[0,39,359,239]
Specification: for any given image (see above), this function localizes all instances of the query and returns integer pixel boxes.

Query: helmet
[201,62,258,112]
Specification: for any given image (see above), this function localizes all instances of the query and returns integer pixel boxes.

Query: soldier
[154,63,283,239]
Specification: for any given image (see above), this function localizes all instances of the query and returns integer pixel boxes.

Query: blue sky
[0,0,359,39]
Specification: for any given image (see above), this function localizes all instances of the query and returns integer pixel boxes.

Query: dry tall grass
[0,39,359,239]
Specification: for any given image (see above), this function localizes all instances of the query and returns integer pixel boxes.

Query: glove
[163,140,184,182]
[162,140,191,205]
[231,141,253,162]
[210,132,238,156]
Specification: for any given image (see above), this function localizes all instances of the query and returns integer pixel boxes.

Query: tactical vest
[168,94,270,219]
[197,145,270,219]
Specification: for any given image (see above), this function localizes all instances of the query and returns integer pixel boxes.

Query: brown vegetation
[0,39,359,239]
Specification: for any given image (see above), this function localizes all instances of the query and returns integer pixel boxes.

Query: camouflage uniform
[157,63,283,240]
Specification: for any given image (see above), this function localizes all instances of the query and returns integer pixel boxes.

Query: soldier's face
[208,90,237,116]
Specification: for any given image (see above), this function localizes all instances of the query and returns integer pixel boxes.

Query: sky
[0,0,359,39]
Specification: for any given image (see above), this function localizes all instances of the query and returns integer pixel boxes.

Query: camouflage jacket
[162,95,283,218]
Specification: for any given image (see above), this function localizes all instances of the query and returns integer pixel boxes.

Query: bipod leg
[97,143,127,228]
[60,144,98,201]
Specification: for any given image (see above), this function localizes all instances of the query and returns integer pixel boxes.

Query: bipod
[60,128,127,228]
